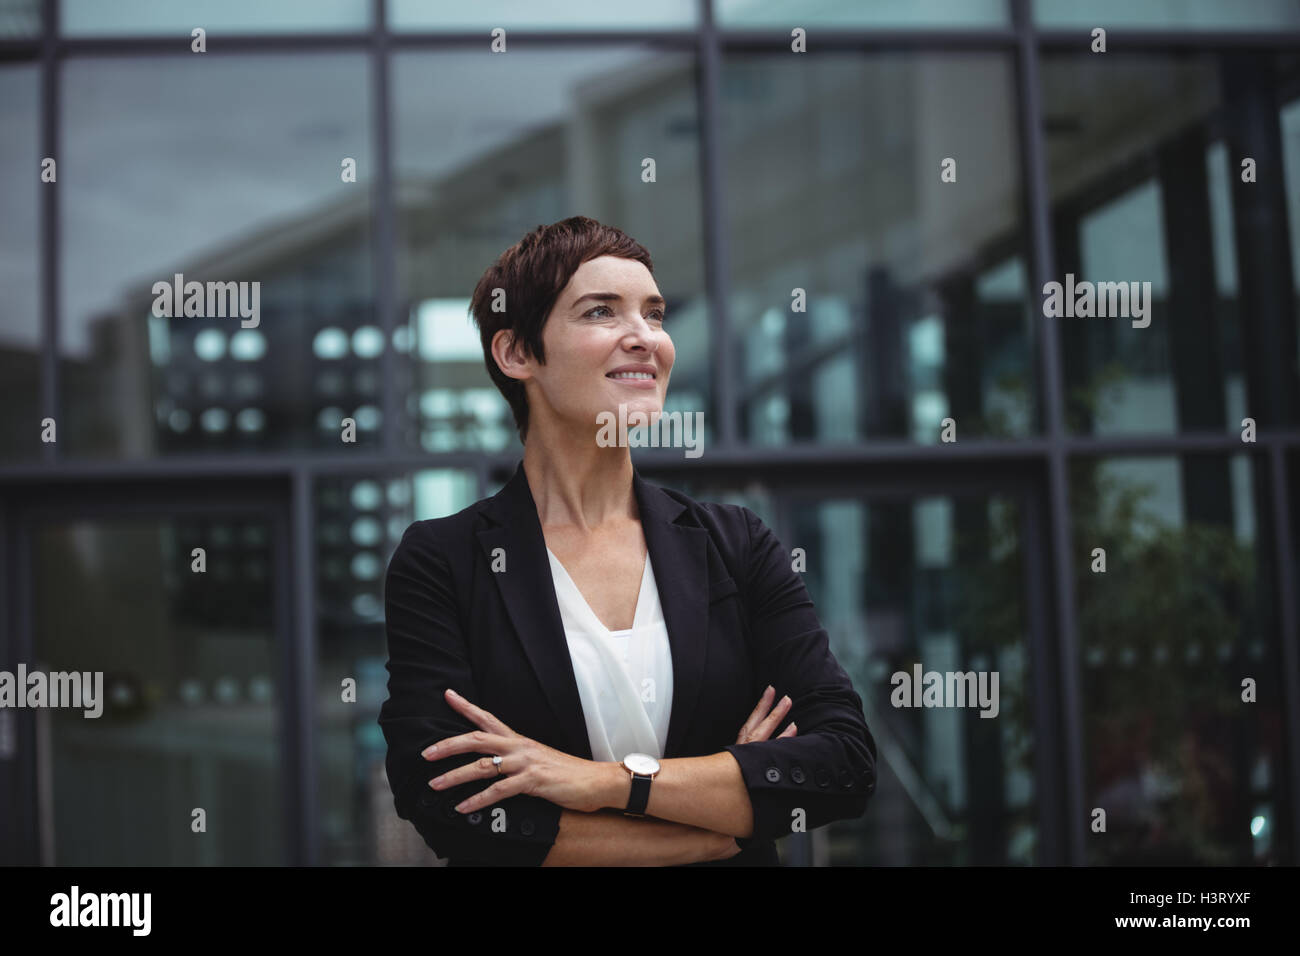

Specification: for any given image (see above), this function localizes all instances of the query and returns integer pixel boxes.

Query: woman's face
[516,254,675,442]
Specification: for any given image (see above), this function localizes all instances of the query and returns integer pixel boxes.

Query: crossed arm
[423,685,797,866]
[381,508,875,866]
[540,759,745,867]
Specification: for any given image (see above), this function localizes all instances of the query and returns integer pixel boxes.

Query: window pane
[0,0,40,36]
[392,47,711,454]
[722,52,1034,445]
[316,469,477,865]
[806,493,1032,865]
[61,0,370,35]
[1071,453,1285,863]
[1035,0,1300,31]
[718,0,1007,28]
[33,515,281,864]
[389,0,697,31]
[1043,53,1300,436]
[0,64,40,463]
[59,54,373,459]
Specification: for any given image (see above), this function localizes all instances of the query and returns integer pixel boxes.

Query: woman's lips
[606,374,657,389]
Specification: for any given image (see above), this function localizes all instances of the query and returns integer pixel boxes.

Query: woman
[379,216,876,866]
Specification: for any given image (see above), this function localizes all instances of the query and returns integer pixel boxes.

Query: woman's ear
[492,328,531,382]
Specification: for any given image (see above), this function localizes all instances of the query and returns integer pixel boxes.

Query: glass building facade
[1,0,1299,866]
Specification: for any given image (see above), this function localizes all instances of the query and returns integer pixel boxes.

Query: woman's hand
[735,684,797,744]
[422,688,611,815]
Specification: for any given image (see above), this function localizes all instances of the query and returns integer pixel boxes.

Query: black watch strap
[624,771,652,816]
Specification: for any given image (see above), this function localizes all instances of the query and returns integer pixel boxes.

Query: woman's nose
[623,319,660,349]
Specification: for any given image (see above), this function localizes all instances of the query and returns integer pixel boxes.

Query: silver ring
[492,755,504,774]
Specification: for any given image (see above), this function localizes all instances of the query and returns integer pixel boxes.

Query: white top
[545,546,674,763]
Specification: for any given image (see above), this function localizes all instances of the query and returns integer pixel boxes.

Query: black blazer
[379,460,877,866]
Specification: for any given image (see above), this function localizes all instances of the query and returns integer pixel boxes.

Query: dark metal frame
[1,0,1298,865]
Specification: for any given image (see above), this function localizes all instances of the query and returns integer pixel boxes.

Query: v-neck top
[545,546,673,763]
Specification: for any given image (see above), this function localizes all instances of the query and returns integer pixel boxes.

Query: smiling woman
[378,216,877,866]
[467,217,673,448]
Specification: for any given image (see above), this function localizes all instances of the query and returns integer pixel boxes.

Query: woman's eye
[585,305,665,322]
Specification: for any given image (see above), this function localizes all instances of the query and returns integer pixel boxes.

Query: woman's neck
[522,442,637,532]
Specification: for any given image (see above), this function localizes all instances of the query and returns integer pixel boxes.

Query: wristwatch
[619,752,661,817]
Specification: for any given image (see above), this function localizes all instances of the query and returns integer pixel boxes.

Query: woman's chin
[593,400,663,445]
[598,397,662,419]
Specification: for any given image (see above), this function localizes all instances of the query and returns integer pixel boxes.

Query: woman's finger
[735,690,794,744]
[421,729,510,760]
[735,685,775,744]
[444,687,514,736]
[777,721,797,738]
[751,693,793,740]
[429,753,512,791]
[447,772,527,815]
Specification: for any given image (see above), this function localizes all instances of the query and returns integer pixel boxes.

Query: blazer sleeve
[723,506,878,843]
[379,520,564,865]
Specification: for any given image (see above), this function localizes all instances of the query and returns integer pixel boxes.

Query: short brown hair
[468,216,654,443]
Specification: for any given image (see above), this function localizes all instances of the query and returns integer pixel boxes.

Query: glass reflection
[721,52,1035,444]
[0,64,40,463]
[61,0,369,35]
[0,0,40,36]
[60,54,373,458]
[718,0,1008,28]
[316,469,477,865]
[1043,53,1300,435]
[1071,454,1284,864]
[1035,0,1300,31]
[390,0,696,31]
[33,516,280,864]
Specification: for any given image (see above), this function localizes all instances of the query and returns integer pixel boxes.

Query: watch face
[624,752,660,775]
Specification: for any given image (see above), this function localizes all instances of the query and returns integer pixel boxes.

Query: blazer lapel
[475,461,710,762]
[632,468,709,760]
[475,462,591,760]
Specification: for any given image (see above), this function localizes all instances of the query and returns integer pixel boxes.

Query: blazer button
[520,819,536,837]
[815,767,831,787]
[419,790,437,808]
[790,765,806,784]
[764,767,782,784]
[467,811,484,825]
[839,769,854,788]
